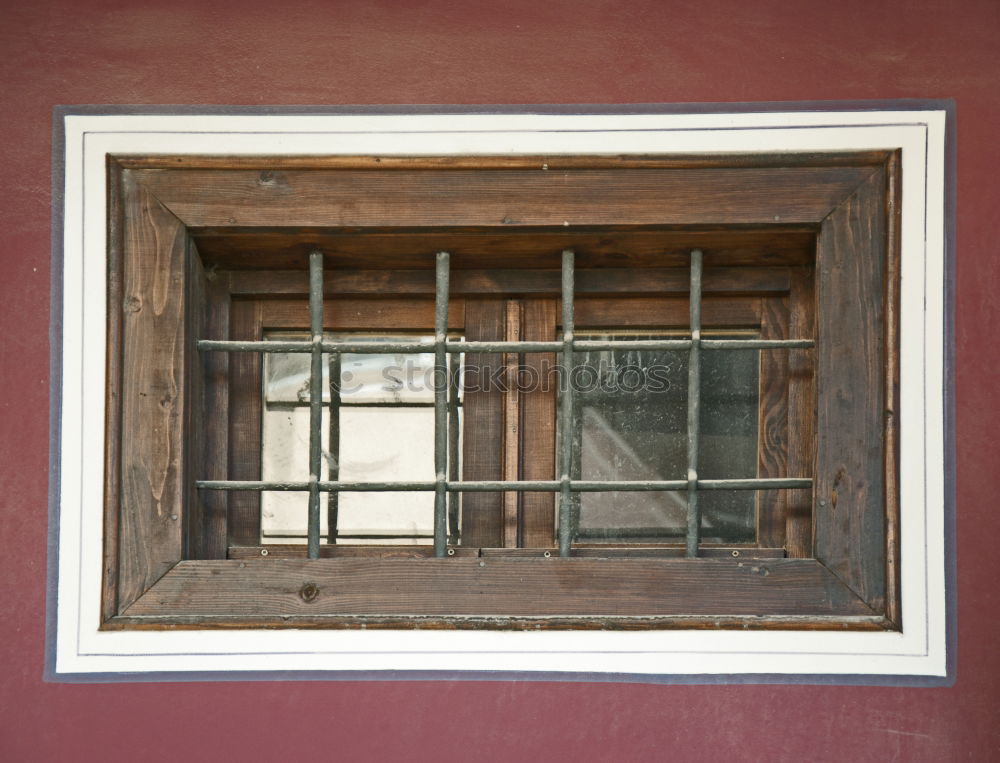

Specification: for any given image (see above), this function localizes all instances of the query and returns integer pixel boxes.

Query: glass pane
[566,332,759,544]
[260,332,462,544]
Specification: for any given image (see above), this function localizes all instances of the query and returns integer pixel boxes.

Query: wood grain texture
[229,545,479,559]
[226,300,264,546]
[116,177,187,611]
[102,157,126,620]
[115,152,894,171]
[520,298,558,547]
[193,228,818,271]
[192,271,231,559]
[132,166,877,229]
[183,242,208,558]
[123,558,875,618]
[757,296,790,548]
[105,613,894,632]
[228,545,785,560]
[883,150,903,627]
[786,267,816,558]
[460,299,505,547]
[226,266,794,297]
[257,297,465,331]
[104,153,899,629]
[814,168,887,611]
[575,295,760,328]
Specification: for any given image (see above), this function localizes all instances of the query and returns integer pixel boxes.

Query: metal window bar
[447,349,461,546]
[686,249,702,557]
[197,247,815,559]
[433,251,450,557]
[307,251,325,558]
[198,338,814,354]
[559,249,575,557]
[327,351,341,544]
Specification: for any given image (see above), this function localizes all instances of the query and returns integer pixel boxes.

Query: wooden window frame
[101,152,900,631]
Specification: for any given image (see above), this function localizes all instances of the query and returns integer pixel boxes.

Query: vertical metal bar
[307,250,324,559]
[686,249,703,558]
[327,351,341,544]
[434,251,450,557]
[447,350,460,546]
[559,249,575,558]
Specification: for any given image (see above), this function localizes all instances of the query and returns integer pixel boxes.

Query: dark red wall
[2,1,997,759]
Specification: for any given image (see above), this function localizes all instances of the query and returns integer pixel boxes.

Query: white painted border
[54,109,948,677]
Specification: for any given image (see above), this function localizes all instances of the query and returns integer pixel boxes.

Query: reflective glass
[566,332,759,544]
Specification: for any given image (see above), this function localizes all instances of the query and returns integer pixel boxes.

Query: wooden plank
[483,547,787,559]
[814,168,887,610]
[228,545,784,560]
[229,545,479,559]
[227,300,264,546]
[116,177,187,611]
[184,242,208,558]
[116,151,894,171]
[460,299,505,548]
[135,166,877,229]
[786,267,816,558]
[102,157,126,621]
[257,297,465,331]
[193,229,818,271]
[192,270,231,559]
[226,266,793,297]
[883,150,903,626]
[756,296,790,548]
[502,300,521,547]
[107,613,893,632]
[125,558,876,618]
[520,298,558,547]
[575,295,760,328]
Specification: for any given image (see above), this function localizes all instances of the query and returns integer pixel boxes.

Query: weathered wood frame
[102,153,900,630]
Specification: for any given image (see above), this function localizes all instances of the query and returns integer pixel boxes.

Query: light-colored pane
[260,332,460,545]
[336,407,435,541]
[261,406,330,539]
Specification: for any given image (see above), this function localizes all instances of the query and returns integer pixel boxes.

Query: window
[54,109,948,677]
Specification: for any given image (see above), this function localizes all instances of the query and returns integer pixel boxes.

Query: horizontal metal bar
[697,478,814,490]
[573,339,690,351]
[199,339,433,353]
[261,534,434,540]
[576,528,687,539]
[701,339,815,350]
[319,534,435,540]
[197,480,434,492]
[197,477,813,493]
[199,338,815,355]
